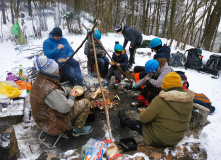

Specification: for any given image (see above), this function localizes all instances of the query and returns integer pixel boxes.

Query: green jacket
[139,87,194,147]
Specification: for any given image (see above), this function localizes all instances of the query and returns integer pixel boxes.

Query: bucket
[119,138,137,152]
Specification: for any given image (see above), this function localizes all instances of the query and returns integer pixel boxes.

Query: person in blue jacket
[43,27,84,86]
[115,23,142,69]
[106,44,128,84]
[150,38,171,64]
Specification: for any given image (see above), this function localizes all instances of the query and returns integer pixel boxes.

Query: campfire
[90,87,120,110]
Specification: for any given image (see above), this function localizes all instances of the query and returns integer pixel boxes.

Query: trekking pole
[59,22,98,70]
[91,32,112,140]
[96,41,133,84]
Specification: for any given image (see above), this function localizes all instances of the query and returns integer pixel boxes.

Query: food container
[72,86,84,96]
[119,138,137,152]
[109,61,115,65]
[58,58,67,63]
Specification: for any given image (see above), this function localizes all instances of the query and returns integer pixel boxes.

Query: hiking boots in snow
[118,109,129,127]
[131,101,145,107]
[72,126,93,137]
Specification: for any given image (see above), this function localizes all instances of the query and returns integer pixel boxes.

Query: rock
[0,122,20,160]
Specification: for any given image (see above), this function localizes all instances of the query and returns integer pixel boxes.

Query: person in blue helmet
[84,30,109,78]
[43,27,84,86]
[150,38,171,64]
[106,43,128,85]
[115,23,143,69]
[131,58,173,107]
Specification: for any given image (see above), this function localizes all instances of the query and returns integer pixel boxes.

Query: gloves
[96,49,103,58]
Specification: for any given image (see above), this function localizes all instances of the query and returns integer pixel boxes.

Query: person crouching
[105,44,128,85]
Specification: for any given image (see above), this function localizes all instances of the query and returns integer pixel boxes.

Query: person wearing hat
[105,43,128,85]
[132,58,173,107]
[118,72,194,147]
[150,38,171,65]
[84,30,109,78]
[115,23,143,69]
[30,55,93,137]
[43,27,84,86]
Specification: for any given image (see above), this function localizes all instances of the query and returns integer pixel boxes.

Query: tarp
[11,20,26,45]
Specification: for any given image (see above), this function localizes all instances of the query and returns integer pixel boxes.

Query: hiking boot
[118,109,129,127]
[115,79,121,86]
[72,126,93,137]
[131,101,145,107]
[127,63,133,69]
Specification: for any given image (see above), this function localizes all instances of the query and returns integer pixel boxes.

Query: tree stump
[186,103,210,138]
[0,122,20,160]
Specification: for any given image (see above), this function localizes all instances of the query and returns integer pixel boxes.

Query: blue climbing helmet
[114,44,123,53]
[145,59,159,73]
[93,30,101,40]
[150,38,162,49]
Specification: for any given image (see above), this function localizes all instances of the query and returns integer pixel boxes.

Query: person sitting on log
[105,44,128,85]
[30,55,92,137]
[43,27,84,86]
[118,72,194,147]
[132,58,173,107]
[84,30,109,78]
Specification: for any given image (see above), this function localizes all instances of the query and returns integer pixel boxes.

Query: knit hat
[115,24,122,32]
[161,72,183,90]
[52,27,62,37]
[34,55,59,74]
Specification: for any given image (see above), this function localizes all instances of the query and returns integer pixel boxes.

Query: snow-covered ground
[0,6,221,160]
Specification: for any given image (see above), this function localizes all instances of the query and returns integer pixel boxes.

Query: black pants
[141,81,161,104]
[125,119,143,135]
[134,66,147,79]
[129,42,141,64]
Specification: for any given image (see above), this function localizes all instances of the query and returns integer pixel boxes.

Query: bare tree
[28,0,32,17]
[202,0,221,51]
[1,0,7,24]
[168,0,176,38]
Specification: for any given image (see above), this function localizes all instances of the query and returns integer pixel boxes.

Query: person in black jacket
[115,24,142,69]
[106,44,128,84]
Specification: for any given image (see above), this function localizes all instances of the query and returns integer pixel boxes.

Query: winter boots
[118,109,129,127]
[72,126,93,137]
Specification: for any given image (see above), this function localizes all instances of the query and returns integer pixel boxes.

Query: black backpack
[184,48,203,70]
[170,51,184,67]
[175,71,189,90]
[199,54,221,77]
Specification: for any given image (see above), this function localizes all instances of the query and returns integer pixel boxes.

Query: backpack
[175,71,189,90]
[199,54,221,77]
[183,48,203,70]
[138,40,151,48]
[170,51,184,67]
[193,93,215,115]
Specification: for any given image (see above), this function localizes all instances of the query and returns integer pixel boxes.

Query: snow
[0,6,221,160]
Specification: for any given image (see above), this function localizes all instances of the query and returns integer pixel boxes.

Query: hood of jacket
[159,87,194,114]
[122,24,129,33]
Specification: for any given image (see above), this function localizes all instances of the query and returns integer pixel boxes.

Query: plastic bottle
[19,64,23,76]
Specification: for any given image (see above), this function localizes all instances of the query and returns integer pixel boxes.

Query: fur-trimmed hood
[159,88,194,114]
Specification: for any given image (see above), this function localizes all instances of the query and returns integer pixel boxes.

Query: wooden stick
[96,40,133,84]
[91,33,112,140]
[59,22,97,70]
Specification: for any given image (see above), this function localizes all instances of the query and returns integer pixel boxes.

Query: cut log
[91,87,101,99]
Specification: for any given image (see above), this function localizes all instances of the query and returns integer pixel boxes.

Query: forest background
[0,0,221,53]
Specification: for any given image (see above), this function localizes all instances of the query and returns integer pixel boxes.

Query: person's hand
[138,108,145,112]
[70,90,79,97]
[117,63,120,67]
[145,77,150,81]
[129,46,132,48]
[66,57,70,60]
[58,44,64,49]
